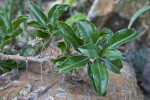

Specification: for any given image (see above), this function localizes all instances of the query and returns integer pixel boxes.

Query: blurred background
[0,0,150,99]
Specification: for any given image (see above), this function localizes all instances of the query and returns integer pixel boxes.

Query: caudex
[0,2,138,96]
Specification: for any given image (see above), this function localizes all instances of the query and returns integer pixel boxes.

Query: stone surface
[0,61,143,100]
[87,0,150,31]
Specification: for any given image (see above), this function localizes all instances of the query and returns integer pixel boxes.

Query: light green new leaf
[12,16,29,30]
[59,55,89,72]
[28,2,48,27]
[102,59,122,74]
[90,60,109,96]
[76,20,98,44]
[128,6,150,28]
[101,48,126,59]
[59,22,83,50]
[36,30,49,38]
[78,43,100,59]
[48,4,71,24]
[63,0,74,5]
[102,28,138,50]
[65,13,86,26]
[52,56,68,68]
[57,41,67,53]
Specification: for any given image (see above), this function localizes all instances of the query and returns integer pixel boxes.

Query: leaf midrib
[61,57,88,71]
[107,32,136,49]
[78,23,94,44]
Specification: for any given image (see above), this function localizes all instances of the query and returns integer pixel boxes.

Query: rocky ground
[0,61,143,100]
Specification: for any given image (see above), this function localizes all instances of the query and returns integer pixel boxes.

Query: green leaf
[36,30,49,38]
[90,60,109,96]
[48,4,71,25]
[102,59,122,74]
[28,2,48,27]
[47,24,59,35]
[57,41,67,53]
[52,56,68,68]
[27,21,44,29]
[76,20,98,44]
[0,16,7,35]
[12,16,29,30]
[65,13,86,26]
[88,63,98,93]
[59,55,89,72]
[78,43,100,59]
[128,6,150,28]
[0,10,12,34]
[63,0,74,4]
[96,34,113,45]
[0,38,12,51]
[11,28,23,37]
[74,24,81,38]
[99,28,113,37]
[101,48,126,59]
[59,22,83,50]
[102,28,138,50]
[96,28,113,45]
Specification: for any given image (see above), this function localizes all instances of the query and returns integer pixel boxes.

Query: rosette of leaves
[52,19,139,96]
[27,2,71,38]
[0,10,29,52]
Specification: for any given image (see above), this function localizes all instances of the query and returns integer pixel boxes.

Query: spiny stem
[40,63,43,82]
[26,57,28,76]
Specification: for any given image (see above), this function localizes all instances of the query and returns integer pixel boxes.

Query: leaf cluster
[0,2,139,96]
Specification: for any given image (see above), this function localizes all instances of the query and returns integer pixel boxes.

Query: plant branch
[0,53,56,63]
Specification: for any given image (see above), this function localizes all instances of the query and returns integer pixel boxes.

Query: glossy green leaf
[59,55,89,72]
[59,22,83,50]
[102,28,138,50]
[88,63,98,93]
[91,60,109,95]
[65,13,86,26]
[101,48,126,59]
[28,2,48,27]
[52,56,68,68]
[11,28,23,37]
[74,24,81,38]
[99,28,113,37]
[48,4,71,24]
[76,20,98,44]
[27,21,44,29]
[102,59,122,74]
[47,24,59,35]
[12,16,29,30]
[96,28,113,45]
[96,34,113,45]
[57,41,67,53]
[78,43,100,59]
[0,38,12,51]
[36,30,49,38]
[0,16,7,35]
[128,6,150,28]
[0,10,12,34]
